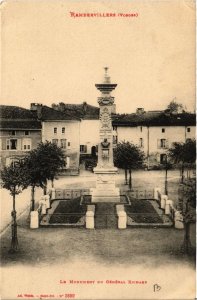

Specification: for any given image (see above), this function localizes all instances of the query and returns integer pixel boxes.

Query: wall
[0,130,41,167]
[42,120,80,173]
[79,119,99,154]
[117,125,196,166]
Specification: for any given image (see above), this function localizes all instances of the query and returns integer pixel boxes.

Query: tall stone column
[91,68,120,202]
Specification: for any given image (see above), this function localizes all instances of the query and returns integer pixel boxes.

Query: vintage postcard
[0,0,196,299]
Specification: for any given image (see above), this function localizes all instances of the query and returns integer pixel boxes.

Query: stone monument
[91,68,120,202]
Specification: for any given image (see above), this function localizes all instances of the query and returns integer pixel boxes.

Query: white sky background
[0,0,196,113]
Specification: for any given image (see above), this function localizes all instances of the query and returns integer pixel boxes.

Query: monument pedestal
[91,167,120,203]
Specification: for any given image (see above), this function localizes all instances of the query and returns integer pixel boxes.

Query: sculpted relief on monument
[100,107,111,130]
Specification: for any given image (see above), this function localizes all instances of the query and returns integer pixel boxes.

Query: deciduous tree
[1,160,29,252]
[114,141,145,189]
[168,139,196,183]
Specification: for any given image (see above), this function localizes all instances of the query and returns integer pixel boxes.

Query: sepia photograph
[0,0,196,299]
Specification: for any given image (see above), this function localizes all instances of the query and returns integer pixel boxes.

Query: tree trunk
[165,167,168,195]
[129,169,132,190]
[181,163,184,183]
[51,178,54,188]
[181,222,192,254]
[10,192,18,253]
[43,181,47,195]
[31,185,35,211]
[124,169,128,185]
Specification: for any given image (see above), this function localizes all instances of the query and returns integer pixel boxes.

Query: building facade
[113,110,196,167]
[1,103,195,171]
[0,105,42,168]
[30,103,81,174]
[0,104,81,174]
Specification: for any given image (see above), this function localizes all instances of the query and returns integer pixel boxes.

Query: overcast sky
[0,0,195,113]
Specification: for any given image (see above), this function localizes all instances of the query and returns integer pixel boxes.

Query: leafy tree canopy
[168,139,196,165]
[31,141,65,183]
[114,141,145,170]
[1,160,29,196]
[166,99,185,113]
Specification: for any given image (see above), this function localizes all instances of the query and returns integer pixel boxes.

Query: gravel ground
[1,209,195,267]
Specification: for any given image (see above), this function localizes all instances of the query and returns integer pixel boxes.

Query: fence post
[165,199,173,215]
[86,211,94,229]
[174,211,184,229]
[30,211,39,229]
[51,188,55,200]
[154,188,161,200]
[161,195,168,209]
[118,211,127,229]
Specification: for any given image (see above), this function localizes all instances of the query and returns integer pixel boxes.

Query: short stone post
[30,211,39,229]
[154,188,161,200]
[41,203,47,215]
[45,194,50,209]
[51,188,56,200]
[86,211,94,229]
[174,211,184,229]
[118,211,127,229]
[161,195,168,209]
[165,199,173,215]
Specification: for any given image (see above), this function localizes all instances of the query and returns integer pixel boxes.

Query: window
[6,157,21,167]
[23,138,31,151]
[162,128,165,133]
[7,139,17,150]
[62,127,65,134]
[80,145,87,153]
[139,138,143,147]
[60,139,67,149]
[158,139,168,149]
[52,139,58,145]
[160,154,167,164]
[9,131,16,136]
[67,142,70,147]
[24,131,30,136]
[65,157,70,169]
[54,127,57,134]
[187,127,190,132]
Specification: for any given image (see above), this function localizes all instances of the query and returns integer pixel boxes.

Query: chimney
[82,101,87,113]
[136,108,145,114]
[30,103,42,119]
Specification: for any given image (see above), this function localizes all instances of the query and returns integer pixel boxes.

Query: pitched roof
[0,105,38,119]
[112,111,196,126]
[39,105,80,121]
[0,105,42,130]
[52,102,99,120]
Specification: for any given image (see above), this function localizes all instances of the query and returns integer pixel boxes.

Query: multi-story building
[1,103,195,171]
[30,103,81,174]
[52,102,117,158]
[0,104,81,174]
[0,105,42,167]
[54,103,195,168]
[113,108,196,167]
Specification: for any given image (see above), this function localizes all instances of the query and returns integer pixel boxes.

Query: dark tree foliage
[26,141,65,198]
[23,150,47,211]
[178,180,196,254]
[114,141,145,189]
[167,100,184,113]
[1,160,29,252]
[168,139,196,183]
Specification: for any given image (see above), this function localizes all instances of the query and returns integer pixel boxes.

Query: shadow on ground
[1,210,195,269]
